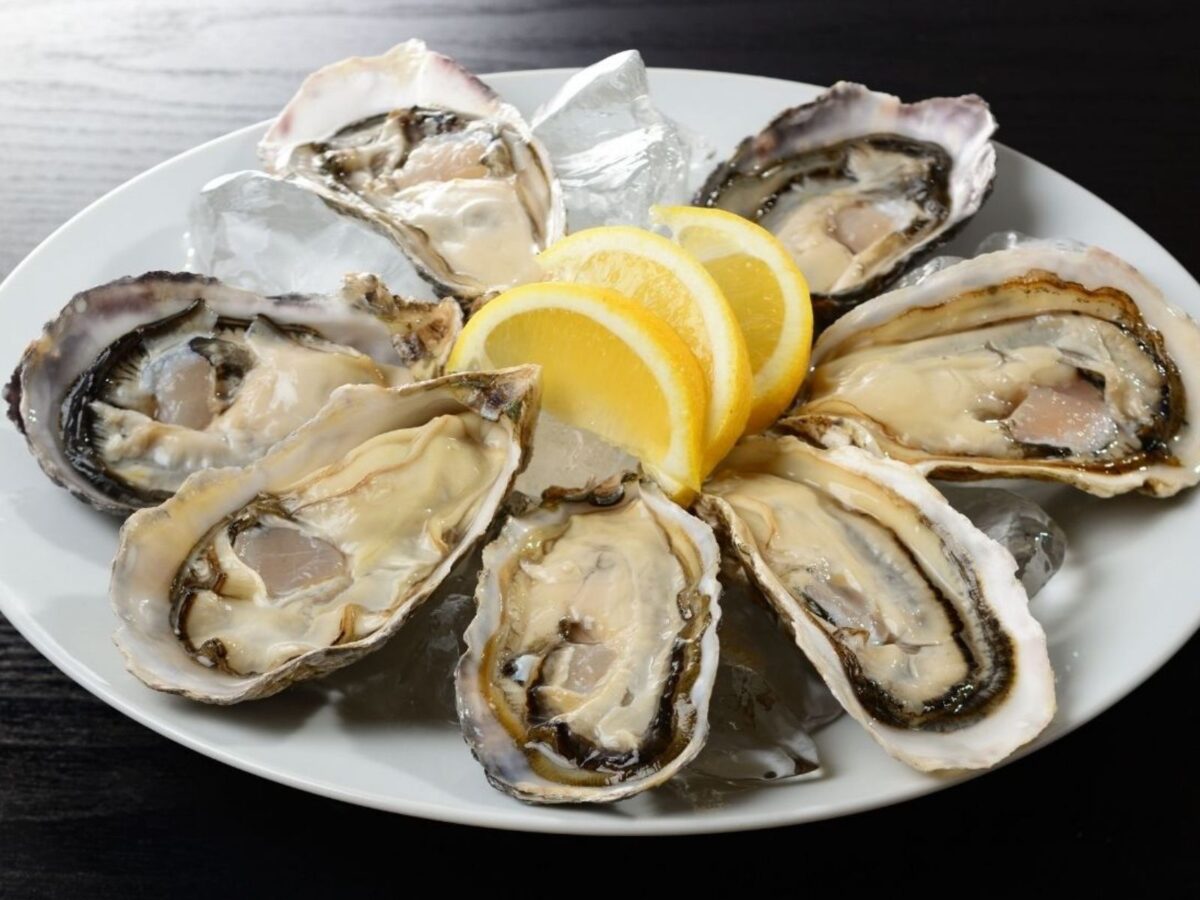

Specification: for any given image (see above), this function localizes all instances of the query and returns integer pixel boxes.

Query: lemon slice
[654,205,813,434]
[537,225,752,472]
[447,281,707,501]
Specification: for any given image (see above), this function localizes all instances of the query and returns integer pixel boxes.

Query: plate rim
[2,65,1198,835]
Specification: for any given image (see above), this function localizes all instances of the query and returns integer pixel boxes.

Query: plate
[1,67,1198,836]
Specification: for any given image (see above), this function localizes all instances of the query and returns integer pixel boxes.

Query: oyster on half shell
[787,239,1200,497]
[697,82,996,327]
[456,478,722,803]
[697,434,1055,772]
[259,40,564,302]
[6,272,460,514]
[111,367,540,704]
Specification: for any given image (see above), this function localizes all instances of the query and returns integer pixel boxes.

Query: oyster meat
[697,82,996,327]
[788,239,1200,497]
[259,40,564,301]
[698,434,1056,771]
[6,272,460,514]
[111,368,540,703]
[456,479,722,803]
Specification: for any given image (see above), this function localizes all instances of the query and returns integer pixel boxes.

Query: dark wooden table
[2,0,1197,891]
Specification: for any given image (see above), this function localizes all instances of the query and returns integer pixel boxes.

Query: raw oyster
[456,478,722,803]
[698,434,1056,771]
[111,367,540,704]
[6,272,460,514]
[259,40,564,301]
[787,239,1200,497]
[697,82,996,327]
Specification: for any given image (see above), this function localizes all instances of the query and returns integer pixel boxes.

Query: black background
[1,0,1197,893]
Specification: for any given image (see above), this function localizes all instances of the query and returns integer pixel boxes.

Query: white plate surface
[1,68,1198,835]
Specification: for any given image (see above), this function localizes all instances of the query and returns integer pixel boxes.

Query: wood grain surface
[1,0,1197,892]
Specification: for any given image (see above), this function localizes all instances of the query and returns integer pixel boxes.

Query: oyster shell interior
[7,273,459,513]
[259,40,564,299]
[789,240,1200,496]
[456,480,721,802]
[111,368,539,703]
[699,434,1055,771]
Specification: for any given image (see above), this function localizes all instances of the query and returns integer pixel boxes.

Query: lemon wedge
[537,225,752,472]
[654,205,813,434]
[447,281,707,501]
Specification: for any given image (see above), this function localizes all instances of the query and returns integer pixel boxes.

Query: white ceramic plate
[1,67,1198,836]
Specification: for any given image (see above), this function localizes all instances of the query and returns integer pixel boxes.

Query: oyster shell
[456,478,722,803]
[697,434,1056,772]
[787,239,1200,497]
[259,40,564,301]
[696,82,996,327]
[110,367,540,703]
[6,272,460,515]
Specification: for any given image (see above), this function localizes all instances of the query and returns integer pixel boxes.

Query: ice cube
[939,485,1068,597]
[514,411,640,498]
[533,50,715,231]
[687,566,842,784]
[690,664,824,783]
[185,171,436,298]
[891,253,967,290]
[318,549,480,726]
